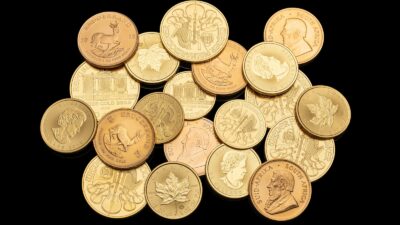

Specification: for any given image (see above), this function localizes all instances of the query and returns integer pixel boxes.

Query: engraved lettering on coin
[252,53,288,80]
[220,151,247,189]
[155,172,190,204]
[103,125,141,158]
[281,18,312,57]
[138,44,170,72]
[90,21,123,58]
[52,107,87,144]
[307,95,338,127]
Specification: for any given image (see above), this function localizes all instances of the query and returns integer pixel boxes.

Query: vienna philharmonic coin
[296,86,351,139]
[264,8,324,64]
[192,40,247,95]
[160,1,229,62]
[265,117,335,181]
[125,32,180,84]
[40,98,97,153]
[93,109,155,169]
[164,118,221,176]
[70,62,140,120]
[78,12,139,68]
[249,159,312,221]
[145,162,202,219]
[164,71,216,120]
[205,144,260,198]
[214,100,266,149]
[82,157,151,218]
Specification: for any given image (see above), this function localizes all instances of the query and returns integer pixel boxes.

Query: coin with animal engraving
[82,156,151,218]
[160,1,229,62]
[249,159,311,221]
[145,162,202,219]
[40,98,97,153]
[264,8,324,64]
[78,12,139,68]
[93,109,155,169]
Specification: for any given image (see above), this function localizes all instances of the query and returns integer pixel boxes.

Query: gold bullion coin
[265,117,335,181]
[205,144,260,198]
[243,42,298,96]
[40,98,97,153]
[245,70,311,128]
[93,109,155,169]
[77,12,139,68]
[296,85,351,139]
[192,40,247,95]
[125,32,180,84]
[134,92,184,144]
[214,100,266,149]
[164,118,221,176]
[163,71,216,120]
[264,8,324,64]
[70,62,140,120]
[249,159,312,221]
[145,162,202,219]
[82,156,151,218]
[160,1,229,62]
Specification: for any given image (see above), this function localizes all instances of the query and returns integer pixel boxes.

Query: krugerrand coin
[205,144,260,198]
[78,12,139,68]
[93,109,155,169]
[264,8,324,64]
[145,162,202,219]
[125,32,180,84]
[40,98,97,153]
[160,1,229,62]
[70,62,140,120]
[164,118,221,176]
[296,85,351,139]
[82,156,151,218]
[249,159,312,221]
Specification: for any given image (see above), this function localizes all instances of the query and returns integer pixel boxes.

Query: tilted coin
[40,98,97,153]
[82,156,151,218]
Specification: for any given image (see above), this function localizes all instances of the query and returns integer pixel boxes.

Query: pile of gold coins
[40,1,351,221]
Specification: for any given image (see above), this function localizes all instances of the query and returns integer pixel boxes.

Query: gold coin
[164,118,221,176]
[70,62,140,120]
[163,71,216,120]
[77,12,139,68]
[192,40,247,95]
[145,162,202,219]
[40,98,97,153]
[249,159,312,221]
[243,42,298,96]
[82,156,151,218]
[264,8,324,64]
[214,100,266,149]
[160,0,229,62]
[265,117,335,181]
[125,32,180,84]
[245,70,311,128]
[93,109,155,169]
[134,92,184,144]
[205,144,260,198]
[296,85,351,139]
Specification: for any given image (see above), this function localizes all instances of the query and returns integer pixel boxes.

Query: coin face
[145,162,202,219]
[93,109,155,169]
[160,1,229,62]
[70,62,140,120]
[245,70,311,128]
[125,32,180,84]
[164,71,215,120]
[214,100,266,149]
[134,92,184,143]
[296,85,351,138]
[192,40,247,95]
[77,12,139,68]
[164,118,221,176]
[244,42,298,96]
[82,156,151,218]
[249,159,311,221]
[264,8,324,64]
[40,98,97,153]
[206,144,260,198]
